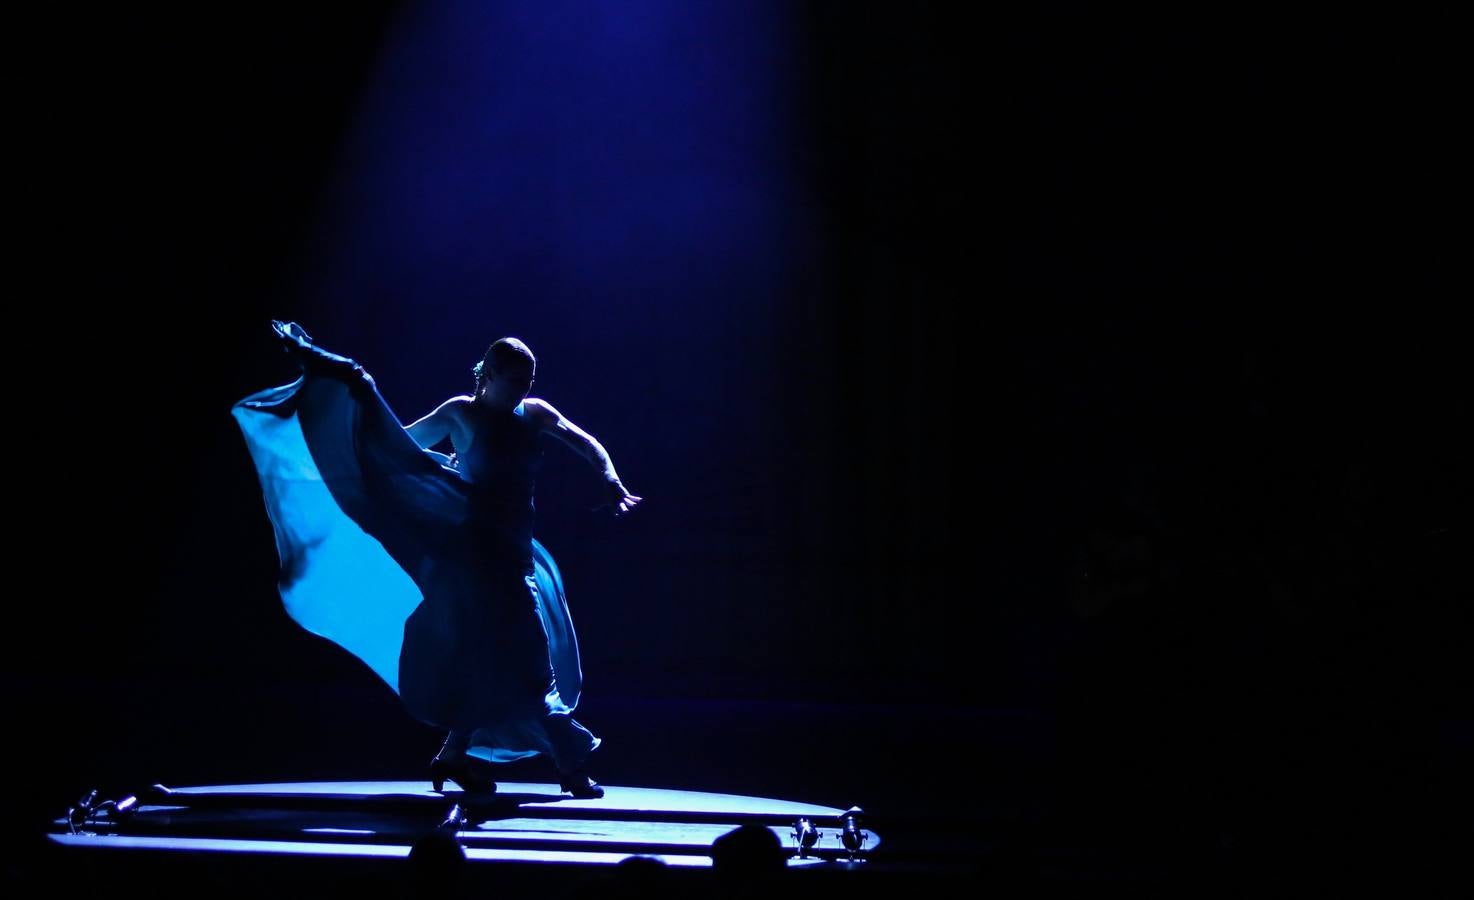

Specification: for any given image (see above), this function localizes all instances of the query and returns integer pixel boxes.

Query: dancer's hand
[602,480,642,518]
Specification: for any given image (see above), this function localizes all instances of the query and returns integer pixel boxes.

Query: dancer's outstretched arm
[525,398,642,516]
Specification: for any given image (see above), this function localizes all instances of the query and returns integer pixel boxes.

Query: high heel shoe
[558,771,604,799]
[430,755,498,794]
[269,320,375,390]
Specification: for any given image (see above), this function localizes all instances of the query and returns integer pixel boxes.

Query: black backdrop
[15,3,1466,882]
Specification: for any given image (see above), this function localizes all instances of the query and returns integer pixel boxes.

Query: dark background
[17,2,1466,885]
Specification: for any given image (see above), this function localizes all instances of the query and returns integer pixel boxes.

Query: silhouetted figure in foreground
[710,823,786,896]
[404,829,466,896]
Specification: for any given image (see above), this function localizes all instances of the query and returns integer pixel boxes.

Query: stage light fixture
[438,803,468,833]
[66,790,140,833]
[791,816,821,858]
[95,794,140,823]
[66,789,101,833]
[839,806,869,861]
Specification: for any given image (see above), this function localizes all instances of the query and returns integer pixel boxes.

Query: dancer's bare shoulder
[407,395,476,449]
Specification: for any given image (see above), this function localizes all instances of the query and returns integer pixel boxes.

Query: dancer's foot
[558,771,604,799]
[269,320,374,389]
[430,754,498,795]
[270,320,315,349]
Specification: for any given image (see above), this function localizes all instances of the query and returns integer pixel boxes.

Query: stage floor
[48,780,879,869]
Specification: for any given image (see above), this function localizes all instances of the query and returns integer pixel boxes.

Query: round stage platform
[49,780,880,869]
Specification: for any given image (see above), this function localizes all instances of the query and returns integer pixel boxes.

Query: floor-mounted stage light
[839,806,869,862]
[438,803,468,833]
[66,789,101,834]
[96,794,140,822]
[66,790,140,834]
[791,816,821,858]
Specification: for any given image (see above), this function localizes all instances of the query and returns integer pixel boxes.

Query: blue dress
[232,359,600,769]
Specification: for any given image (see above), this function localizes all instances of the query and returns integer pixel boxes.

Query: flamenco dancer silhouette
[233,322,641,798]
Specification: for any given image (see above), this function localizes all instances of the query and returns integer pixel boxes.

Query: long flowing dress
[232,355,600,769]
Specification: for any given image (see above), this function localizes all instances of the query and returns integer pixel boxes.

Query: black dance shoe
[269,320,375,389]
[430,754,498,795]
[558,771,604,799]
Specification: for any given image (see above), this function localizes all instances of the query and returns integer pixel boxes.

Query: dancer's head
[473,337,536,410]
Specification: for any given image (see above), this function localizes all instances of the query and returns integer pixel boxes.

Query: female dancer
[233,322,639,798]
